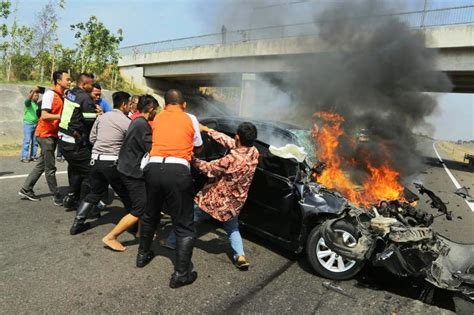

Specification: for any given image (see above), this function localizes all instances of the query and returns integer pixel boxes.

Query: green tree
[70,15,123,86]
[33,0,65,82]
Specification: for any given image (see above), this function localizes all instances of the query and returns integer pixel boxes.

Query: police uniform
[58,87,98,206]
[70,109,132,235]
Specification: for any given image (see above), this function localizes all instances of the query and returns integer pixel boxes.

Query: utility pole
[421,0,428,28]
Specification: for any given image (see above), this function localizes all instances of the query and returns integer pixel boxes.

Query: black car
[195,117,364,280]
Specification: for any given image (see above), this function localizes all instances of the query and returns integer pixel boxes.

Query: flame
[312,111,405,207]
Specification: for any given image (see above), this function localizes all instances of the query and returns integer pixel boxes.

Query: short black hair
[78,73,92,83]
[164,89,184,105]
[237,122,257,147]
[92,82,101,90]
[112,91,131,109]
[52,70,68,85]
[138,94,158,113]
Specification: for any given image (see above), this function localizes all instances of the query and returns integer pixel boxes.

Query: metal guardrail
[119,5,474,56]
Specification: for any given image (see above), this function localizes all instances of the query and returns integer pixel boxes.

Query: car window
[255,141,299,179]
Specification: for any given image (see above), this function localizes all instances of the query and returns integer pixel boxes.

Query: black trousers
[83,160,132,210]
[59,140,91,197]
[141,163,195,238]
[120,174,146,217]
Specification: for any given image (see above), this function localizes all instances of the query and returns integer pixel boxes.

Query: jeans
[166,205,245,258]
[22,137,58,193]
[21,123,38,160]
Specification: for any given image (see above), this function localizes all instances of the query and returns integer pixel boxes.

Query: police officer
[58,73,103,209]
[70,91,132,235]
[137,89,202,289]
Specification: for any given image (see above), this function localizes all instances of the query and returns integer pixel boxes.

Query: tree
[70,15,123,86]
[33,0,65,82]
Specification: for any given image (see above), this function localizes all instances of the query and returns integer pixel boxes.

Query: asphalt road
[0,139,472,314]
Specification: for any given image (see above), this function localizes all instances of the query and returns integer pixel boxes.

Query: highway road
[0,139,472,314]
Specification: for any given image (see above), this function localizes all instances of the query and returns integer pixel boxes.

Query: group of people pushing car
[18,69,259,288]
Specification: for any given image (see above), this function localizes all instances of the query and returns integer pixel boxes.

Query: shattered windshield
[290,129,317,165]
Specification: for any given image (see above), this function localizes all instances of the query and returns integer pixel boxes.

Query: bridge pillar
[239,73,258,117]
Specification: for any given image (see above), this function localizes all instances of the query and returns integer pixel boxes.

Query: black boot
[169,236,197,289]
[136,221,155,268]
[70,201,93,235]
[63,193,78,210]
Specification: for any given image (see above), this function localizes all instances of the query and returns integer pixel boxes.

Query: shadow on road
[423,156,474,173]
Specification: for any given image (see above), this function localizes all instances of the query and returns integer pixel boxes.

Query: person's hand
[199,124,210,133]
[95,105,104,116]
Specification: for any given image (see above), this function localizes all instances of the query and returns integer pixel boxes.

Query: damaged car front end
[320,184,474,308]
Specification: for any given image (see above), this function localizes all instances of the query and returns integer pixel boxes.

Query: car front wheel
[306,221,365,280]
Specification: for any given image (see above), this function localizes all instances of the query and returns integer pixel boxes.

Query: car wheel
[306,221,365,280]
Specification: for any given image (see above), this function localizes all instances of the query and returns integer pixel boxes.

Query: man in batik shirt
[163,122,259,269]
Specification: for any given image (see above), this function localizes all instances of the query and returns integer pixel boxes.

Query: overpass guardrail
[119,5,474,56]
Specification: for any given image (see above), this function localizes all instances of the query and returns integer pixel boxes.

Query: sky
[8,0,474,140]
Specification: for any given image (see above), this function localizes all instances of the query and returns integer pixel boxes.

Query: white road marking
[433,142,474,212]
[0,170,68,180]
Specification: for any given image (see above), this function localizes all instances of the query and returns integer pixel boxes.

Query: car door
[239,141,301,244]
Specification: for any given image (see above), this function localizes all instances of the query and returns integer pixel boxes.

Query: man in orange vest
[18,70,71,204]
[137,89,202,289]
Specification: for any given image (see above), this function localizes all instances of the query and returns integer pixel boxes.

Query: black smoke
[285,0,452,177]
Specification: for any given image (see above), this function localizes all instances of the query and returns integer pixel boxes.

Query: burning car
[196,117,364,279]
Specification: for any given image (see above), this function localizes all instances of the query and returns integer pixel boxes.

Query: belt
[58,132,75,144]
[91,153,119,161]
[149,156,190,168]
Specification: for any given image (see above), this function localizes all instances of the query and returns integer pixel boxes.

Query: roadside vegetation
[0,0,134,92]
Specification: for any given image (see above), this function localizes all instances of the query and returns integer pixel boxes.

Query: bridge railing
[118,5,474,56]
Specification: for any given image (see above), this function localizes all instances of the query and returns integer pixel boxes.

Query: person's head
[91,83,102,104]
[77,73,94,93]
[164,89,186,109]
[30,87,40,102]
[52,70,71,91]
[236,122,257,148]
[112,91,131,115]
[138,94,159,121]
[130,95,140,113]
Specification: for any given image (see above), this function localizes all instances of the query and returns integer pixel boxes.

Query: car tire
[306,221,365,280]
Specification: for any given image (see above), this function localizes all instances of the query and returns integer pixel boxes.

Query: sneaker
[29,157,38,162]
[20,159,30,163]
[18,188,40,201]
[235,256,250,270]
[56,157,65,162]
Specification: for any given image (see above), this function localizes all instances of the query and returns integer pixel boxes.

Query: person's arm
[194,154,234,178]
[189,114,203,154]
[40,90,60,121]
[89,117,100,144]
[207,128,236,150]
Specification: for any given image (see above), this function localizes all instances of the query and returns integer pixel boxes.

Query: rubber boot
[169,236,197,288]
[136,221,155,268]
[70,201,93,235]
[63,193,78,210]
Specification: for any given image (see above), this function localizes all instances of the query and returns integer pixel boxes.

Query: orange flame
[312,111,405,207]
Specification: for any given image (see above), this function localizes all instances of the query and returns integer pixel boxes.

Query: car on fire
[194,117,364,279]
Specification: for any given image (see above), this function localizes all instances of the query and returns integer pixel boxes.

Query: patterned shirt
[194,130,259,222]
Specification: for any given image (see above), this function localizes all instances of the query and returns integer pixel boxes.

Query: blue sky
[9,0,474,140]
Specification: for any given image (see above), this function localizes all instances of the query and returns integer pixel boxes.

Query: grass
[437,141,474,162]
[0,143,21,157]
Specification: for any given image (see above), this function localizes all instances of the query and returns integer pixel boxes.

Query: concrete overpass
[119,23,474,115]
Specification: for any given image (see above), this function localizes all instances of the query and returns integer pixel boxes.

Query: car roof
[200,117,305,147]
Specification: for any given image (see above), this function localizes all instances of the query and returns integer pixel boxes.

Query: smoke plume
[277,0,452,177]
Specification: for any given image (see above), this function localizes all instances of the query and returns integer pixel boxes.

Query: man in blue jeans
[21,87,40,162]
[162,122,259,270]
